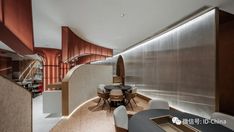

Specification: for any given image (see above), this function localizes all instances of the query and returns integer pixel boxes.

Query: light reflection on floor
[51,96,148,132]
[33,95,61,132]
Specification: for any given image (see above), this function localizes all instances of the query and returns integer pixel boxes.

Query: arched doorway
[116,55,125,85]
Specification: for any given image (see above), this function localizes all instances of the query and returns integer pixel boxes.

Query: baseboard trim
[136,93,151,102]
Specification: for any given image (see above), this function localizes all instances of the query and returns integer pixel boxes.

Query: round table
[104,85,132,92]
[129,109,233,132]
[104,85,132,107]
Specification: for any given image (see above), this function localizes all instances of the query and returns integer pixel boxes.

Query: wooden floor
[51,96,148,132]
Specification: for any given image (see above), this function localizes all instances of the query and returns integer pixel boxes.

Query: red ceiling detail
[35,48,69,90]
[62,26,113,62]
[0,0,34,55]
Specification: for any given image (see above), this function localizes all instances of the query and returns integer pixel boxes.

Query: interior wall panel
[3,0,34,51]
[35,48,65,90]
[94,10,216,118]
[62,27,69,62]
[218,20,234,116]
[62,26,113,62]
[0,76,32,132]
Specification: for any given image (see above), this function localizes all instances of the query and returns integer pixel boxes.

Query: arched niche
[116,55,125,85]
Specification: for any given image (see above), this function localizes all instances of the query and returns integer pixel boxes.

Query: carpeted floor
[51,96,149,132]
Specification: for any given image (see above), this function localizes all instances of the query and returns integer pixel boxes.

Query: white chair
[98,84,106,92]
[97,87,104,94]
[148,99,169,110]
[211,112,234,131]
[113,106,128,132]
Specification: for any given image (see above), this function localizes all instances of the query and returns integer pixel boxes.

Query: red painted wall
[62,26,113,62]
[35,48,67,90]
[60,63,69,80]
[62,27,69,63]
[77,55,106,65]
[0,0,34,54]
[3,0,34,50]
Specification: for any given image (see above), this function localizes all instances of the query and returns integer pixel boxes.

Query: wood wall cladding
[0,0,34,55]
[3,0,34,50]
[35,48,64,90]
[60,63,69,81]
[217,11,234,116]
[116,55,125,85]
[62,27,69,62]
[62,26,113,62]
[76,55,106,65]
[36,46,109,89]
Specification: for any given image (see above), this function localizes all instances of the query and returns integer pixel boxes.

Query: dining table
[104,85,132,107]
[104,85,132,92]
[129,109,233,132]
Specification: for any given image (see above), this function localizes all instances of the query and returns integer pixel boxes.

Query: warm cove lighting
[62,97,99,119]
[94,8,215,63]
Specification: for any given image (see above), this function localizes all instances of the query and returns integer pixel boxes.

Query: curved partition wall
[62,64,112,116]
[0,76,32,132]
[93,9,216,118]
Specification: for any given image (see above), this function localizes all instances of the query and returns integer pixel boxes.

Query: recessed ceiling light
[121,13,125,17]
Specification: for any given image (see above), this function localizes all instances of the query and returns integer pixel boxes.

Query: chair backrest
[97,87,103,93]
[98,84,105,89]
[113,106,128,130]
[211,112,234,131]
[148,99,169,110]
[113,76,122,83]
[97,84,106,93]
[97,92,109,99]
[112,83,122,86]
[131,87,137,94]
[110,89,123,96]
[125,92,135,100]
[110,89,123,101]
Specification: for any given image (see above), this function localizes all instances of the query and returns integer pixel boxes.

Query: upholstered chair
[148,99,169,110]
[125,87,137,110]
[211,112,234,131]
[113,106,129,132]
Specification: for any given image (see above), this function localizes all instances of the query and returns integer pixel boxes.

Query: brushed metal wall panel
[93,10,216,118]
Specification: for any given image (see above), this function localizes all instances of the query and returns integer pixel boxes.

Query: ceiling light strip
[103,7,216,61]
